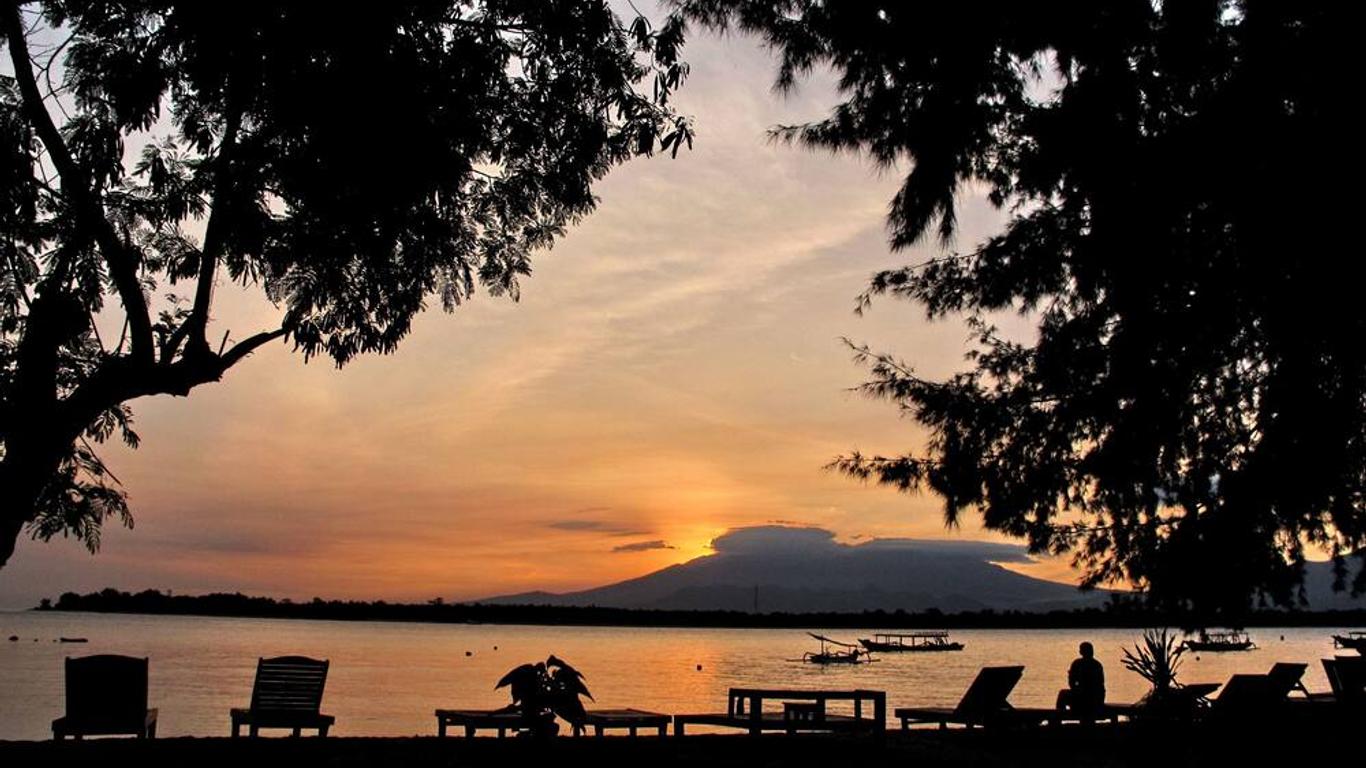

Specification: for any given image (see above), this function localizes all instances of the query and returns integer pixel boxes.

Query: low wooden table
[582,708,670,737]
[675,688,886,736]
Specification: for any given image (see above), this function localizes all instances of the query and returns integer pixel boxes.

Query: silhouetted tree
[680,1,1362,617]
[0,1,692,566]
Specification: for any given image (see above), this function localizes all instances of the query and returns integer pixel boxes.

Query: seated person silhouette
[1055,641,1106,721]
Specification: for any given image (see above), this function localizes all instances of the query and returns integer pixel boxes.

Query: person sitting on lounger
[1055,641,1106,720]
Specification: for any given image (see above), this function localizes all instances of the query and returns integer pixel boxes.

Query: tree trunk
[0,461,47,569]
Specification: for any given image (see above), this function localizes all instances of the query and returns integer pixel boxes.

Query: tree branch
[176,101,243,362]
[220,327,287,369]
[3,5,155,363]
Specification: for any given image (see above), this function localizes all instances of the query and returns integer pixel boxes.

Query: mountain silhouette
[482,526,1112,612]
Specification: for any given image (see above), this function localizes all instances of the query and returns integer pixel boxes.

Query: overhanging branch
[3,5,155,363]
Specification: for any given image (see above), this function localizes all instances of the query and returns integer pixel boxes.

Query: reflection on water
[0,611,1348,740]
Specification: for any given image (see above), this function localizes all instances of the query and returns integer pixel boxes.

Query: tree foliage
[0,1,692,566]
[679,1,1363,617]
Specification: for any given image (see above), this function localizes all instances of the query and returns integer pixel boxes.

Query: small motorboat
[1332,631,1366,652]
[859,631,964,653]
[1183,629,1256,652]
[801,633,873,665]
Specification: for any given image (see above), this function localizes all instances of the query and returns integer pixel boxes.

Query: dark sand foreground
[0,725,1343,768]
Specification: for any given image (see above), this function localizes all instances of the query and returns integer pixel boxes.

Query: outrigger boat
[1332,631,1366,652]
[858,631,964,653]
[1183,629,1256,652]
[801,633,873,665]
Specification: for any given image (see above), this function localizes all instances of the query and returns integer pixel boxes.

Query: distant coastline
[31,588,1366,630]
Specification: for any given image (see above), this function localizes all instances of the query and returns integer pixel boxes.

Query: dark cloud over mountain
[483,525,1106,612]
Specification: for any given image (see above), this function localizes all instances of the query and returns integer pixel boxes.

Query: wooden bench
[52,655,158,740]
[434,709,521,737]
[435,708,671,737]
[674,688,886,736]
[230,656,334,737]
[583,708,670,736]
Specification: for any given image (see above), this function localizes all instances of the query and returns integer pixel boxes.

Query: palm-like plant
[496,655,593,737]
[1122,627,1186,694]
[1122,628,1201,718]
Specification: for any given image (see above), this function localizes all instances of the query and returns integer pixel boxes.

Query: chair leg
[319,724,330,737]
[291,727,301,737]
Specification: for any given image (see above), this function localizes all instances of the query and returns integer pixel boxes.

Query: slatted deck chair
[1325,656,1366,705]
[52,655,158,740]
[1204,674,1279,721]
[895,666,1030,729]
[1266,663,1309,699]
[230,656,335,737]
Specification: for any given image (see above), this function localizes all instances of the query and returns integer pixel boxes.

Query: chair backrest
[953,666,1024,718]
[249,656,329,714]
[1266,663,1307,698]
[1333,655,1366,703]
[65,655,148,728]
[1322,659,1345,698]
[1212,674,1275,710]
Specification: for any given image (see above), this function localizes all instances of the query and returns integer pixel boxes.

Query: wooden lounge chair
[230,656,335,737]
[1266,663,1308,698]
[1203,673,1278,720]
[52,655,158,740]
[1323,656,1366,705]
[896,666,1032,729]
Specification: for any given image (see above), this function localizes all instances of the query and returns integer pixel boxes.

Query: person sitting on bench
[1055,641,1106,722]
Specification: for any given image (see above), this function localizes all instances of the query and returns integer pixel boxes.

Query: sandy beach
[0,724,1348,768]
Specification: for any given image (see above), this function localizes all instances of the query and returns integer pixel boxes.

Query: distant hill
[484,526,1366,613]
[481,526,1113,612]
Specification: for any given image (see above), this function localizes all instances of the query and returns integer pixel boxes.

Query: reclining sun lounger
[895,666,1037,729]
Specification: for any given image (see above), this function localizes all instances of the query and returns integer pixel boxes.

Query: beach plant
[496,655,593,737]
[1122,627,1186,694]
[1122,628,1200,718]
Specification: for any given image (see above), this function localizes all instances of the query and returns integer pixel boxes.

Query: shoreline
[0,727,1343,767]
[21,589,1366,630]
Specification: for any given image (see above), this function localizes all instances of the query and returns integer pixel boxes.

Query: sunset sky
[0,3,1071,609]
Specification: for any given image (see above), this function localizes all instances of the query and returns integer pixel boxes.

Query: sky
[0,4,1071,609]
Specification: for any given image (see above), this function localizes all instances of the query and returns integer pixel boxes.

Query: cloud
[612,540,675,554]
[710,525,837,555]
[709,524,1034,563]
[546,520,649,537]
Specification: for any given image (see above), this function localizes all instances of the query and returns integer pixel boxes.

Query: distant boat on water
[858,631,964,653]
[801,633,873,665]
[1332,631,1366,652]
[1183,629,1256,652]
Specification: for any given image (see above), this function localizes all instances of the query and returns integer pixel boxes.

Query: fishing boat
[1332,630,1366,652]
[801,633,873,665]
[858,631,964,653]
[1183,629,1256,652]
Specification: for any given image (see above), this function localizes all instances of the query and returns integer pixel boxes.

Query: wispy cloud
[546,520,650,537]
[612,540,675,553]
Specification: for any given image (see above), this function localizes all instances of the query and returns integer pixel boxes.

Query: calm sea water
[0,611,1353,741]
